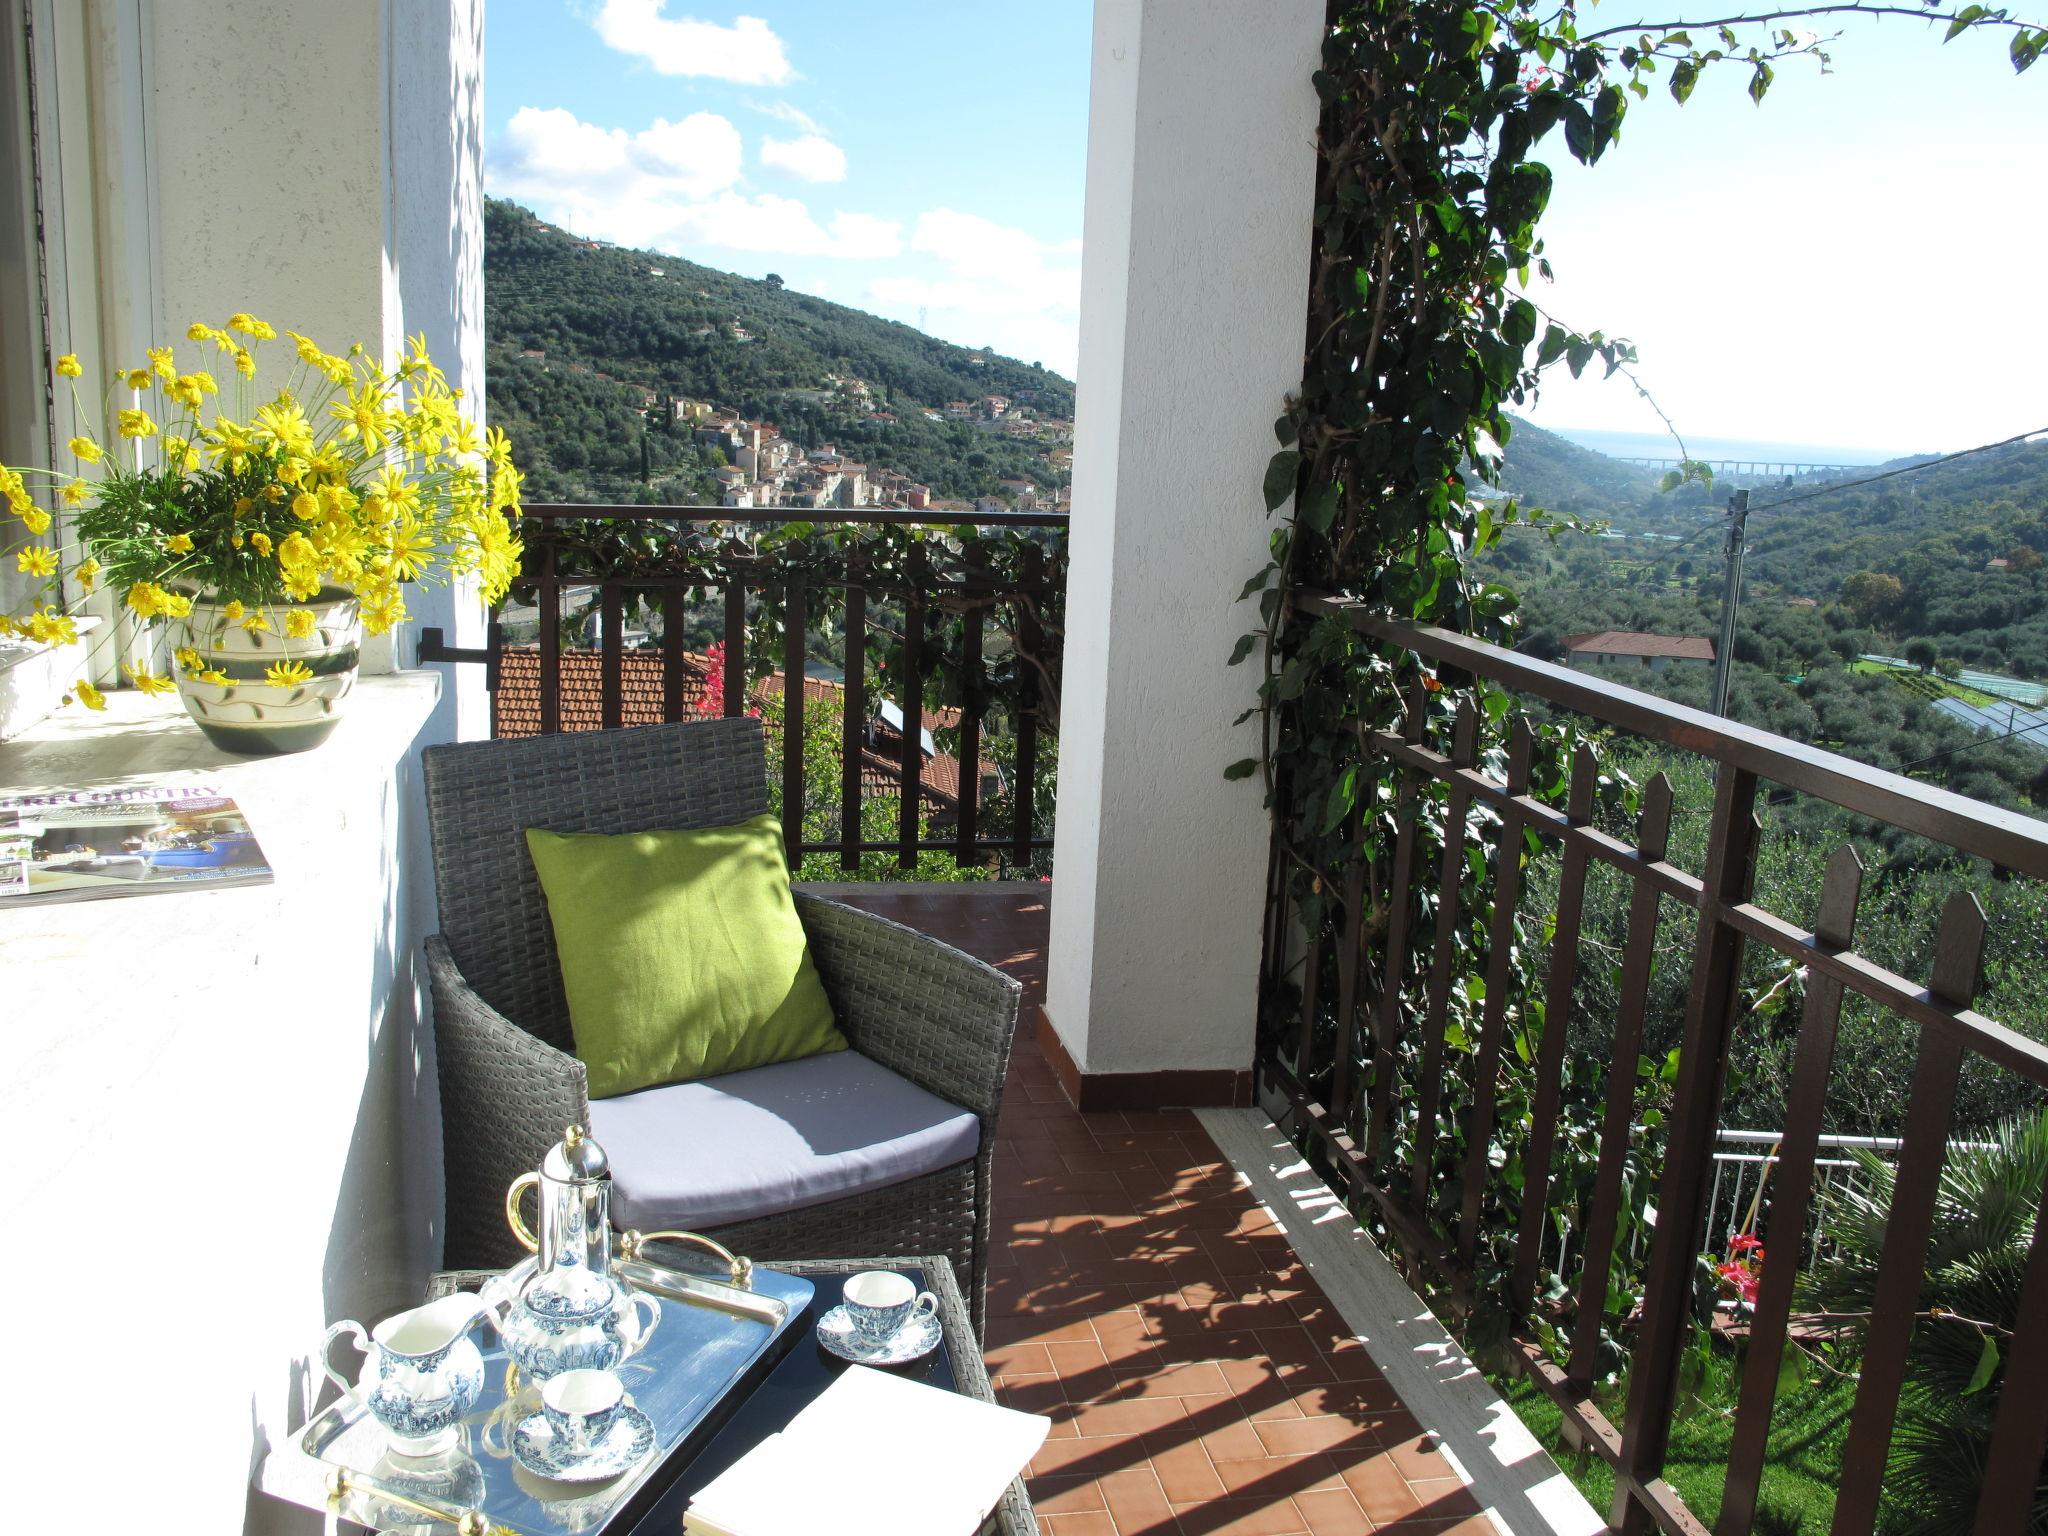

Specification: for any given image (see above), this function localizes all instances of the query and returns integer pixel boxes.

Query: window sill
[0,671,442,954]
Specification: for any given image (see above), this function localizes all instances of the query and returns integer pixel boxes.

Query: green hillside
[1739,439,2048,599]
[1495,413,1660,517]
[483,199,1074,506]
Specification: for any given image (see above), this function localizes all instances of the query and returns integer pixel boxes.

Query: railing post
[1613,763,1760,1534]
[781,579,807,870]
[1459,718,1535,1267]
[954,542,988,865]
[1511,742,1597,1319]
[722,580,745,718]
[660,580,688,722]
[1362,676,1428,1165]
[1719,846,1863,1532]
[1831,893,1984,1534]
[1010,542,1044,868]
[538,537,561,736]
[840,540,867,872]
[897,544,927,869]
[1569,774,1673,1393]
[1411,702,1480,1216]
[599,585,624,730]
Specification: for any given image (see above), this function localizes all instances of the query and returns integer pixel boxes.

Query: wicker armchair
[420,716,1020,1334]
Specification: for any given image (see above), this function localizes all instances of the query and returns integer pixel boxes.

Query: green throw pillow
[523,816,846,1098]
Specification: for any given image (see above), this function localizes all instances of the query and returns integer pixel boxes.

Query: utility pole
[1710,488,1750,717]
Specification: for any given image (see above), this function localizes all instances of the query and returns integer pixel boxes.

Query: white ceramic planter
[173,589,362,755]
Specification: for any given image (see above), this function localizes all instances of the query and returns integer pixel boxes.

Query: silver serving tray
[296,1261,814,1535]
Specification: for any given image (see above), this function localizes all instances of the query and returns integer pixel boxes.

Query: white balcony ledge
[0,672,447,1533]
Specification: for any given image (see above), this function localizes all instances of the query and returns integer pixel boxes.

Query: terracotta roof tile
[491,647,995,809]
[1561,629,1716,662]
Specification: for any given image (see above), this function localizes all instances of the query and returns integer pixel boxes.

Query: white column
[1047,0,1324,1087]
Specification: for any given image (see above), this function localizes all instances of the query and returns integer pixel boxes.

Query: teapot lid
[542,1124,609,1184]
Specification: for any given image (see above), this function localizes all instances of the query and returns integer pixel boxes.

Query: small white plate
[511,1404,655,1483]
[816,1301,943,1365]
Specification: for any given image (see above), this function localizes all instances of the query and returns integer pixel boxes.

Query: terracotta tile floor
[987,1047,1491,1536]
[815,884,1498,1536]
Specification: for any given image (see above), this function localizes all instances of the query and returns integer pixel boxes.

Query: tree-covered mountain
[1495,413,1660,516]
[483,199,1074,506]
[1478,432,2048,816]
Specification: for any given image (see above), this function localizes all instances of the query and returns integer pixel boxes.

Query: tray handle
[619,1228,753,1290]
[325,1467,488,1536]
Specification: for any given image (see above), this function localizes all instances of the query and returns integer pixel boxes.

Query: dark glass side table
[618,1255,1037,1536]
[281,1254,1036,1536]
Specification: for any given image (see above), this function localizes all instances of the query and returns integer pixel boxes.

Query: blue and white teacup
[841,1271,938,1351]
[540,1369,624,1456]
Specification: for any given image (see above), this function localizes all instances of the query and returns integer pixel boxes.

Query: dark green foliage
[1801,1112,2048,1535]
[483,201,1071,506]
[1494,414,1660,517]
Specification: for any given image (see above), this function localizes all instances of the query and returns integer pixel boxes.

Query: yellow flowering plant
[0,316,523,705]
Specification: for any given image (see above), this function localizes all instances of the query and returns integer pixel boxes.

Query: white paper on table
[684,1364,1050,1536]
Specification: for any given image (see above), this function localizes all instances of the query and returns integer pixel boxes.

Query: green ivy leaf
[1223,757,1260,782]
[1228,633,1258,666]
[1263,449,1303,512]
[1300,482,1341,533]
[1965,1332,2001,1394]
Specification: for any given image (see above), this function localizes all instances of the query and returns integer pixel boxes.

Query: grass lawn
[1495,1349,1856,1535]
[1848,658,2004,708]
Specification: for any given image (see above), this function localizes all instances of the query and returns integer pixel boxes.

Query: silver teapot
[504,1123,616,1281]
[485,1126,657,1382]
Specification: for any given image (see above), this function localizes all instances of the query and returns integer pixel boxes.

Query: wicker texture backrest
[421,717,770,1049]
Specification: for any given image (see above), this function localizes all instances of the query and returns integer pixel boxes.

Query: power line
[1743,427,2048,518]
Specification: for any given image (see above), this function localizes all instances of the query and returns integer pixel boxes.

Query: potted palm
[0,314,522,753]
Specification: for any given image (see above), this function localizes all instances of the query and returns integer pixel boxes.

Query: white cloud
[751,101,823,134]
[494,105,743,206]
[760,133,847,183]
[488,105,897,262]
[866,209,1083,371]
[666,195,900,259]
[592,2,793,86]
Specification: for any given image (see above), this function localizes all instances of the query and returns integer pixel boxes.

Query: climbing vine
[1234,0,2045,1350]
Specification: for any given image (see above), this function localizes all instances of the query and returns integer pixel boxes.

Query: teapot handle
[319,1319,370,1400]
[505,1171,542,1253]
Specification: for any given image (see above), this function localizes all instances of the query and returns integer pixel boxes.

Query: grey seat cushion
[587,1048,981,1231]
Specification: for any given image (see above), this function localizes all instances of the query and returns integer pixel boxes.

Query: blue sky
[485,3,2045,454]
[485,0,1092,374]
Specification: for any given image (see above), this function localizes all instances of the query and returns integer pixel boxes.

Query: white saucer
[511,1404,655,1483]
[816,1302,943,1365]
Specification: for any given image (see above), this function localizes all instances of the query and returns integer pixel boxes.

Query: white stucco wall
[1047,0,1323,1077]
[0,4,487,1531]
[1,680,448,1534]
[144,0,489,740]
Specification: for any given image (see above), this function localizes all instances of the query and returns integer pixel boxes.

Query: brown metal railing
[424,504,1064,872]
[1262,593,2048,1536]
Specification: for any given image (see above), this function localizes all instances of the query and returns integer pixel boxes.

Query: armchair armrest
[425,934,591,1268]
[794,892,1021,1125]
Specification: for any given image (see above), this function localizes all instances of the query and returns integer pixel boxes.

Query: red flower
[1717,1235,1764,1307]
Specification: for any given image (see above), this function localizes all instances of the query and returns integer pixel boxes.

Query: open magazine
[0,783,274,906]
